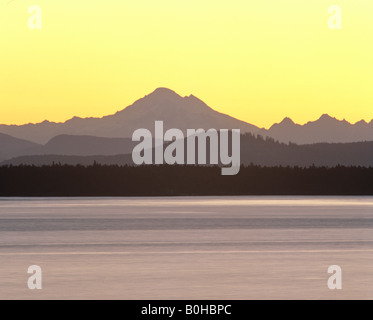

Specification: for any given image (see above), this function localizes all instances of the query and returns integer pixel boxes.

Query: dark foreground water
[0,196,372,299]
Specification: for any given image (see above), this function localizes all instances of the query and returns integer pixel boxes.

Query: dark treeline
[0,164,372,196]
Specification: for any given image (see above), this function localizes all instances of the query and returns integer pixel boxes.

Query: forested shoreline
[0,164,372,196]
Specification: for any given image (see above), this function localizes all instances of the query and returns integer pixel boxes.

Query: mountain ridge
[262,113,373,144]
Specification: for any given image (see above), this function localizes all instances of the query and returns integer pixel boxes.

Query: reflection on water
[0,196,372,299]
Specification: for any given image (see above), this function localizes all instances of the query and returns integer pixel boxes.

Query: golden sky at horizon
[1,0,372,128]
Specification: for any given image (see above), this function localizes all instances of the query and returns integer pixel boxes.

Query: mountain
[1,88,372,145]
[0,133,41,162]
[2,134,373,168]
[0,88,259,144]
[261,114,373,144]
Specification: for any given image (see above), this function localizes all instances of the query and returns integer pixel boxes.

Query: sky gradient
[1,0,372,128]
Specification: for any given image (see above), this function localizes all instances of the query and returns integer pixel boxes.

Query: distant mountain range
[0,88,372,167]
[1,87,372,145]
[261,114,373,144]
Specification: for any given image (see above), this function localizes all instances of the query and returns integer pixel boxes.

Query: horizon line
[1,88,372,129]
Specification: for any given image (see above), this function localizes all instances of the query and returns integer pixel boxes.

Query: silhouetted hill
[240,134,373,167]
[29,135,136,156]
[0,133,41,162]
[0,134,151,161]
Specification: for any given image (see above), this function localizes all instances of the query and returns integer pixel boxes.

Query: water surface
[0,196,372,299]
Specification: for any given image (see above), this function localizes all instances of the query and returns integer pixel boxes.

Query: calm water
[0,196,372,300]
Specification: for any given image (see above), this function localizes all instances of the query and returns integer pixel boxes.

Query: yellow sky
[1,0,372,128]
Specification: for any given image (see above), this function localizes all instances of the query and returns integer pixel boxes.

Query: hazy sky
[1,0,372,128]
